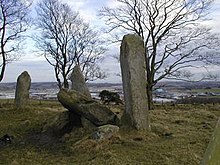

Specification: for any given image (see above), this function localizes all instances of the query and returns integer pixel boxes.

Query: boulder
[57,88,92,110]
[70,65,92,99]
[76,103,120,126]
[57,89,120,126]
[14,71,31,109]
[90,124,119,141]
[81,116,97,129]
[42,111,81,137]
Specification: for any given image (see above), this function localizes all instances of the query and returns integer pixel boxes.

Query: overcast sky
[2,0,220,83]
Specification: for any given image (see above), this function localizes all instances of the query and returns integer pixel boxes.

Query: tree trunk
[146,85,154,110]
[0,54,6,82]
[55,66,62,89]
[63,78,69,89]
[0,14,6,82]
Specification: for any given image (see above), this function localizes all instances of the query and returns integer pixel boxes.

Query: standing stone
[14,71,31,109]
[70,65,91,99]
[201,118,220,165]
[120,34,150,131]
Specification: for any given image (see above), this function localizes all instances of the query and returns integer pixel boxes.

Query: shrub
[99,90,122,105]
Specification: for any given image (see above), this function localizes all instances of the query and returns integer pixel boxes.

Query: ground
[0,99,219,165]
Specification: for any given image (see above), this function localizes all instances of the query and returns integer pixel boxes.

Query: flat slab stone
[57,88,92,108]
[57,89,120,126]
[76,103,120,126]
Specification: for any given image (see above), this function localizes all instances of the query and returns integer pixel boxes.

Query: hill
[0,99,219,164]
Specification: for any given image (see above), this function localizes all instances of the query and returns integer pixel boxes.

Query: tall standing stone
[14,71,31,109]
[70,65,91,99]
[201,118,220,164]
[120,34,150,131]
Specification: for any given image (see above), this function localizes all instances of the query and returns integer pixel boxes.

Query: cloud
[3,0,220,83]
[97,55,122,83]
[204,0,220,32]
[2,1,122,83]
[63,0,105,23]
[63,0,121,26]
[2,60,55,82]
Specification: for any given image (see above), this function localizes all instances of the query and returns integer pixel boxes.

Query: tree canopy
[0,0,32,82]
[35,0,106,88]
[100,0,220,109]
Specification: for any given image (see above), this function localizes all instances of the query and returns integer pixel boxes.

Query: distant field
[191,88,220,93]
[0,99,220,164]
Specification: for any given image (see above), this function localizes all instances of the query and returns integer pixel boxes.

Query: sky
[2,0,220,83]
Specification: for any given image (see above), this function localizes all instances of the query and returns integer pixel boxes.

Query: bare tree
[100,0,220,109]
[35,0,106,89]
[0,0,32,82]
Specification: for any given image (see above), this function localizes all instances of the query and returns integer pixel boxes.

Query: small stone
[11,160,19,165]
[91,124,119,141]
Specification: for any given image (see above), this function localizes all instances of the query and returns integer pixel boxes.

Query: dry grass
[0,100,220,164]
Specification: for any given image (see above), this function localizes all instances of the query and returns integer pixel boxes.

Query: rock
[201,118,220,164]
[58,65,119,129]
[120,34,150,130]
[0,134,14,147]
[76,103,120,126]
[42,111,81,137]
[81,116,97,129]
[14,71,31,109]
[11,160,19,165]
[90,124,119,141]
[70,65,91,99]
[57,88,92,110]
[57,89,120,126]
